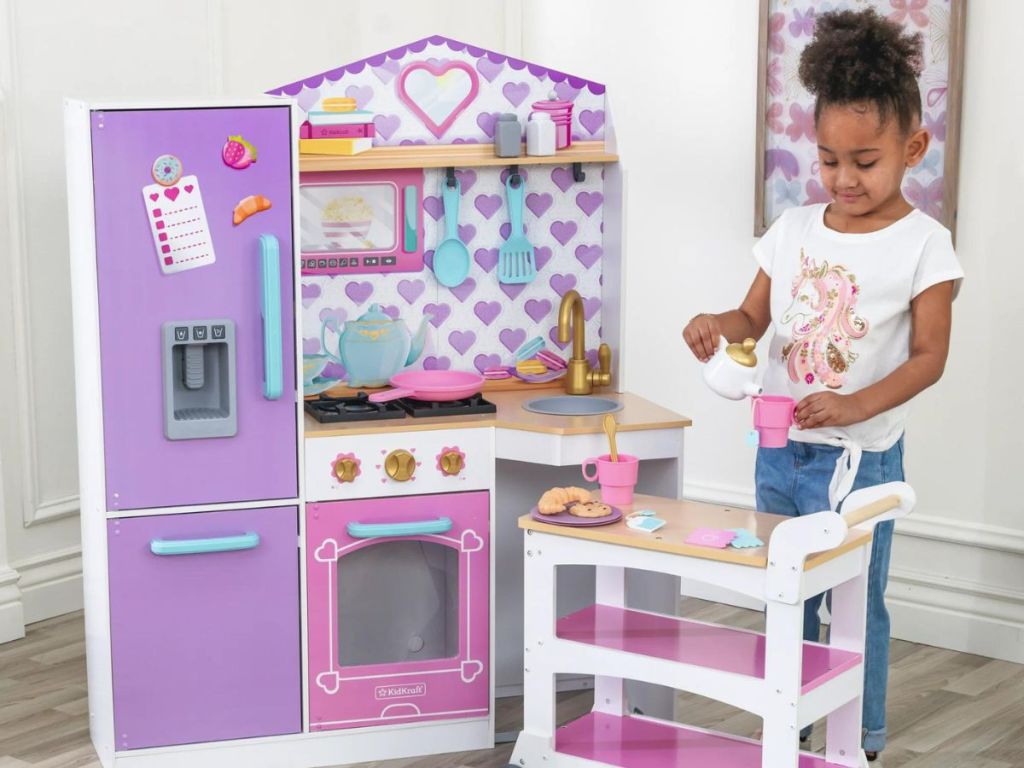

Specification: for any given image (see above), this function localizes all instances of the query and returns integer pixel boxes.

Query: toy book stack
[299,97,375,155]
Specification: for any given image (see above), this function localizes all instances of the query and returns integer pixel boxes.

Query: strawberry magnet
[222,135,257,169]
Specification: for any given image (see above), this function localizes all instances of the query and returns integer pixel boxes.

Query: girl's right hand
[683,313,722,362]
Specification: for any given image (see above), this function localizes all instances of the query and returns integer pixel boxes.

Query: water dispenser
[162,320,237,439]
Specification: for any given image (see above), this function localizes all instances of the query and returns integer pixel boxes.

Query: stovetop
[304,392,497,423]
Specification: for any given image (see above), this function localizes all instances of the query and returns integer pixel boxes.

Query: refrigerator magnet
[142,174,216,275]
[151,154,183,186]
[233,194,272,225]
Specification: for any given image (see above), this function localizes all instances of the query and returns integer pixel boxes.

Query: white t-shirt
[754,203,963,453]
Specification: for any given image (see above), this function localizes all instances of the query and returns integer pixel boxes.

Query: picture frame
[753,0,966,238]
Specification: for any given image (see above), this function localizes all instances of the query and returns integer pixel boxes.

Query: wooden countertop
[303,388,692,438]
[519,494,872,571]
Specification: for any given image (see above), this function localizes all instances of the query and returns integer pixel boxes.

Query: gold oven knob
[332,457,360,483]
[384,449,416,482]
[439,450,465,476]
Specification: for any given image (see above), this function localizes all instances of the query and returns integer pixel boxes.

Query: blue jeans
[755,437,903,754]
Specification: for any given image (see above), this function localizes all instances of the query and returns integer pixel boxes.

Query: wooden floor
[2,602,1023,767]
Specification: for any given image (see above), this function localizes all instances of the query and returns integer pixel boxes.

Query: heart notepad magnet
[684,528,737,549]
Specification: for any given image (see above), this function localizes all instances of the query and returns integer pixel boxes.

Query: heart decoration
[183,184,194,194]
[316,670,341,695]
[164,187,180,202]
[461,529,485,553]
[460,659,484,683]
[398,60,480,138]
[149,193,159,201]
[313,539,340,563]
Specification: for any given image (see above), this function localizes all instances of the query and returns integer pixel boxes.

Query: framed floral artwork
[754,0,966,238]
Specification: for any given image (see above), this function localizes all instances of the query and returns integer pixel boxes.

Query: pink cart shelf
[557,712,853,768]
[556,605,862,696]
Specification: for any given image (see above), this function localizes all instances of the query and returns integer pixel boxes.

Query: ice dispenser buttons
[162,319,238,440]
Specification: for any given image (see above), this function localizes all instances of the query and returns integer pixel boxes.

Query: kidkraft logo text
[375,682,427,700]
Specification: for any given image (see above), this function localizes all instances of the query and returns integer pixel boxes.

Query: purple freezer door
[107,506,301,750]
[90,106,297,510]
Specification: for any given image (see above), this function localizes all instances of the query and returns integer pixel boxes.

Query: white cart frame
[511,483,915,768]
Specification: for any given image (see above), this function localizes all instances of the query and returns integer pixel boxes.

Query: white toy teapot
[702,337,764,400]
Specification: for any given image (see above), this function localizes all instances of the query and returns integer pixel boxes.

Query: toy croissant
[537,486,592,515]
[233,194,272,225]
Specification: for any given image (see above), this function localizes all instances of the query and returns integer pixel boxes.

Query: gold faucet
[557,289,612,395]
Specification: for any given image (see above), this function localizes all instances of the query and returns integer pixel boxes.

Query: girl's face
[816,102,929,217]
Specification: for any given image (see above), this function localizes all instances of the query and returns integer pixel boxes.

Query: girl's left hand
[795,392,867,429]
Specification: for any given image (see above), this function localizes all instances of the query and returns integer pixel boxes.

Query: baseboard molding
[11,546,84,625]
[683,479,1024,662]
[0,565,26,644]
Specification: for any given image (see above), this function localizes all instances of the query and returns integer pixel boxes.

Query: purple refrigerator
[75,102,302,750]
[89,105,298,511]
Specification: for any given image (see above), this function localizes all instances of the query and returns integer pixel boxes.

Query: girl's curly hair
[798,8,924,133]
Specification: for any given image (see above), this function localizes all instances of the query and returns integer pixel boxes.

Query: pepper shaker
[494,113,522,157]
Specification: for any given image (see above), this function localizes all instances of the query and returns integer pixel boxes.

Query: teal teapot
[321,303,429,388]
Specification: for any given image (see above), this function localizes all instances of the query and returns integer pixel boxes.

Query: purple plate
[530,504,623,527]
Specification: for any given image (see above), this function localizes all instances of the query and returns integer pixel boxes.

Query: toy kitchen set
[65,37,691,768]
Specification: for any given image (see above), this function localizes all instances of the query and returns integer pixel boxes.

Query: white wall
[525,0,1024,661]
[0,0,520,642]
[1,0,1021,661]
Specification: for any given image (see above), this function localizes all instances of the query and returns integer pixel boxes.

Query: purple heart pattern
[302,159,603,378]
[278,37,605,147]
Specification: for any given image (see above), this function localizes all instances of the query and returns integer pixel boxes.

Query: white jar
[526,112,556,156]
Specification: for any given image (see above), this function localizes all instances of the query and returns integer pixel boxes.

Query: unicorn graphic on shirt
[780,249,869,389]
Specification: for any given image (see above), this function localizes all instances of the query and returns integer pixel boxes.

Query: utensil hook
[507,165,522,188]
[446,167,457,189]
[572,162,586,183]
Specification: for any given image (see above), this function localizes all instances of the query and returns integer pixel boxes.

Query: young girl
[683,9,963,761]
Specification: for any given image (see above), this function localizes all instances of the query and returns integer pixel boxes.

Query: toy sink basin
[522,396,623,416]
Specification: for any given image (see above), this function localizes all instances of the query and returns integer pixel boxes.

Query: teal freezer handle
[347,517,453,539]
[403,185,418,252]
[259,234,283,400]
[150,532,260,556]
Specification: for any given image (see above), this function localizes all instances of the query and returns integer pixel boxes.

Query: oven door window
[336,540,459,666]
[301,182,397,253]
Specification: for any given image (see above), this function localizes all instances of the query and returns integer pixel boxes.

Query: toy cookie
[569,501,612,518]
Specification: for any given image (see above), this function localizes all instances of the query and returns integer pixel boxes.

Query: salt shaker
[526,112,556,156]
[494,113,522,157]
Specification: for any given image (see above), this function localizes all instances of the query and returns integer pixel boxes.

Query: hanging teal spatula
[498,174,536,284]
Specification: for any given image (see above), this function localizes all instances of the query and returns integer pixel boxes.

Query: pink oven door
[306,491,489,731]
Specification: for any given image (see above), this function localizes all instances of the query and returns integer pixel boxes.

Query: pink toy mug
[582,453,639,506]
[752,396,797,448]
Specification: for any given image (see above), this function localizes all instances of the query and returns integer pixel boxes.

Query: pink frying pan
[367,370,485,403]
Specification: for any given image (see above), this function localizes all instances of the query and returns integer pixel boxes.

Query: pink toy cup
[582,453,639,506]
[752,396,797,448]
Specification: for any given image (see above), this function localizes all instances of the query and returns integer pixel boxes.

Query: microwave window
[301,183,397,253]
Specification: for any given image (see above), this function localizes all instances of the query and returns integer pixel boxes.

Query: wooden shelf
[299,140,618,173]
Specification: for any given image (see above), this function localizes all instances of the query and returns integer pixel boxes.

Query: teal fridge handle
[150,532,260,556]
[259,234,283,400]
[347,517,453,539]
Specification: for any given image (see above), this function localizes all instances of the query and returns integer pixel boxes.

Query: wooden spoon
[603,414,619,462]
